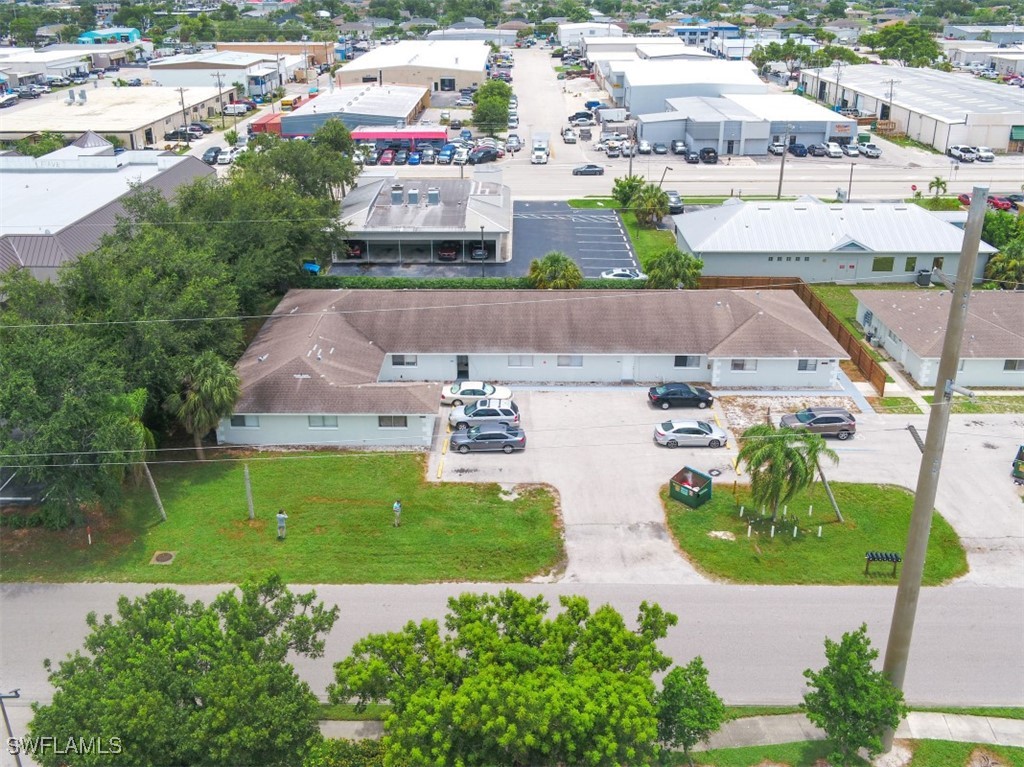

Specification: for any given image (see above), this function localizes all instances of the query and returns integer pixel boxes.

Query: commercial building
[337,40,490,92]
[674,198,997,282]
[0,133,214,280]
[148,51,301,97]
[77,27,142,44]
[337,176,513,264]
[216,41,337,67]
[219,288,848,450]
[942,24,1024,45]
[611,59,764,113]
[0,86,224,148]
[558,22,624,48]
[666,23,740,46]
[425,28,517,46]
[0,47,97,83]
[279,84,428,136]
[853,291,1024,388]
[799,64,1024,153]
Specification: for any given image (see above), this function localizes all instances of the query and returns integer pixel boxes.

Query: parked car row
[947,144,996,163]
[443,383,526,454]
[778,141,880,159]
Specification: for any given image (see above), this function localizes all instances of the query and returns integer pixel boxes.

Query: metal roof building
[336,40,489,91]
[279,84,429,136]
[0,134,214,280]
[799,64,1024,152]
[617,60,764,113]
[674,197,997,283]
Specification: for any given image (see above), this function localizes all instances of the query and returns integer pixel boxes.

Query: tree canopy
[526,251,585,289]
[30,575,339,767]
[330,589,678,766]
[656,657,726,764]
[644,249,703,290]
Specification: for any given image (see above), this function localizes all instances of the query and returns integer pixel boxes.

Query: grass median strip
[0,453,563,584]
[672,740,1024,766]
[922,395,1024,415]
[663,482,966,586]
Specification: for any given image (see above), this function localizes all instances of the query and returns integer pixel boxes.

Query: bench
[864,551,902,576]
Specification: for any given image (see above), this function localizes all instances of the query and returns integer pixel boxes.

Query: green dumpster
[857,132,871,144]
[1013,445,1024,481]
[669,466,713,509]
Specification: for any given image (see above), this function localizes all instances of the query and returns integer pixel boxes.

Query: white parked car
[767,142,786,155]
[824,142,843,158]
[216,147,240,165]
[858,143,882,158]
[600,268,648,280]
[638,140,652,154]
[653,420,728,449]
[841,143,860,157]
[441,381,513,406]
[454,98,475,107]
[970,146,995,162]
[947,144,976,162]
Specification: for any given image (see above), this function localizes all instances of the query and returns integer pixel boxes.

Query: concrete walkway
[318,712,1024,750]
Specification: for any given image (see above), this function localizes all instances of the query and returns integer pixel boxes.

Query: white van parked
[222,103,248,116]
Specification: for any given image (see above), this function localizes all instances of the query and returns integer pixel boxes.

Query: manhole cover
[150,551,177,565]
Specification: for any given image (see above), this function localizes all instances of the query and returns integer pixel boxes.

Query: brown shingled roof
[852,290,1024,359]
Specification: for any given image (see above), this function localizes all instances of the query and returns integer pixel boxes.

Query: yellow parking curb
[436,458,444,478]
[442,437,448,455]
[733,455,743,476]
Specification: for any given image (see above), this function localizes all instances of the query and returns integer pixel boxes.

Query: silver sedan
[653,420,728,448]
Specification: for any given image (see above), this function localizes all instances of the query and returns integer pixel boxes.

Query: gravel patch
[719,395,862,433]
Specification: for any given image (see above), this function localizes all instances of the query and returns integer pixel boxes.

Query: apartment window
[674,355,699,368]
[888,329,899,342]
[798,359,818,371]
[786,256,792,261]
[230,415,260,427]
[731,359,757,372]
[308,415,338,428]
[1005,359,1024,371]
[768,256,774,262]
[905,256,917,272]
[508,355,534,367]
[557,355,583,367]
[391,354,418,367]
[378,415,408,428]
[804,256,810,261]
[872,256,895,272]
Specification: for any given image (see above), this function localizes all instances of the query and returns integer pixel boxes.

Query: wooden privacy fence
[698,276,887,397]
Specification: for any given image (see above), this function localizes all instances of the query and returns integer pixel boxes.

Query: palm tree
[737,424,838,522]
[165,351,241,461]
[928,175,947,198]
[526,251,584,289]
[645,248,703,289]
[115,388,166,521]
[631,184,669,227]
[984,239,1024,289]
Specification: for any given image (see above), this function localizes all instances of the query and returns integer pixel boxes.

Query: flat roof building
[619,59,764,114]
[558,22,625,47]
[215,41,337,66]
[0,86,224,149]
[336,40,489,92]
[942,24,1024,45]
[425,29,517,46]
[280,84,428,136]
[149,51,301,97]
[799,63,1024,152]
[0,133,214,279]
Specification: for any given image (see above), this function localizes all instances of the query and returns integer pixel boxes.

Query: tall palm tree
[631,184,669,227]
[928,175,947,198]
[526,251,584,289]
[984,239,1024,289]
[165,351,241,461]
[737,424,838,521]
[644,248,703,289]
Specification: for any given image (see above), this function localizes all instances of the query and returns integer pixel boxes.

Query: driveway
[431,388,736,584]
[430,390,1024,588]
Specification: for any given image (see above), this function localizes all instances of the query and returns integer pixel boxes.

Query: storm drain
[150,551,177,565]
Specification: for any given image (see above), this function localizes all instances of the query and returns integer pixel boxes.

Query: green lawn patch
[908,741,1024,767]
[320,702,392,721]
[886,134,943,154]
[911,197,964,211]
[922,395,1024,415]
[868,396,922,415]
[567,197,618,209]
[0,453,563,584]
[725,705,802,719]
[681,740,862,766]
[621,211,677,269]
[914,706,1024,720]
[663,482,967,585]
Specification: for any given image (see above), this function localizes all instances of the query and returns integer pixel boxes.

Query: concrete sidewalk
[319,712,1024,749]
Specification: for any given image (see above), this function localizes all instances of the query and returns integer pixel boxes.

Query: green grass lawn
[0,453,563,584]
[868,396,922,414]
[678,741,1024,766]
[922,395,1024,414]
[911,196,965,211]
[663,482,967,585]
[621,211,677,268]
[567,197,618,209]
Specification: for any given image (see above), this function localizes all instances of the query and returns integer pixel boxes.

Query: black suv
[468,146,498,164]
[699,147,718,164]
[666,190,684,215]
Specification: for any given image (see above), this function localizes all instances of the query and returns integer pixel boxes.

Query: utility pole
[0,688,23,767]
[833,59,845,107]
[880,185,988,752]
[177,86,190,146]
[776,123,793,199]
[883,77,900,122]
[210,71,226,129]
[847,161,855,203]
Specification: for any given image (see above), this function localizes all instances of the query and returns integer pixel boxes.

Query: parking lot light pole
[480,225,486,278]
[658,166,673,189]
[0,688,23,767]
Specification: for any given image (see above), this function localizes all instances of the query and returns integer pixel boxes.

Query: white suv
[948,145,977,162]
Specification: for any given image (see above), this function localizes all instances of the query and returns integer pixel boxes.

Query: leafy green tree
[822,0,847,18]
[474,78,512,103]
[644,249,703,290]
[981,210,1023,250]
[873,22,941,66]
[751,38,811,75]
[984,237,1024,290]
[30,575,339,767]
[612,174,646,208]
[14,131,67,157]
[737,424,838,522]
[303,738,386,767]
[526,250,584,288]
[331,590,677,767]
[164,351,241,460]
[753,12,774,29]
[802,624,907,766]
[928,175,947,198]
[631,184,669,227]
[656,657,726,765]
[472,96,508,136]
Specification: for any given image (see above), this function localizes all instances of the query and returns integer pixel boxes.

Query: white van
[223,103,248,116]
[824,142,843,158]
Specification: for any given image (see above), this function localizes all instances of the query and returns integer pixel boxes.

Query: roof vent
[407,188,420,205]
[390,184,403,205]
[427,187,441,205]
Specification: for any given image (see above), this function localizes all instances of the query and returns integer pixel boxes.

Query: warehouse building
[616,59,764,113]
[425,28,517,46]
[942,24,1024,45]
[336,40,489,92]
[558,22,624,48]
[216,41,337,67]
[0,86,224,148]
[799,64,1024,153]
[0,133,214,280]
[148,51,301,97]
[279,84,428,136]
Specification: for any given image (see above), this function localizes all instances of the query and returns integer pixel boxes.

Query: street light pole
[0,688,23,767]
[880,186,988,752]
[658,166,673,189]
[480,225,486,278]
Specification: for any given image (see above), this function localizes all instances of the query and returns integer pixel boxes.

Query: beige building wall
[216,41,337,66]
[335,63,486,92]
